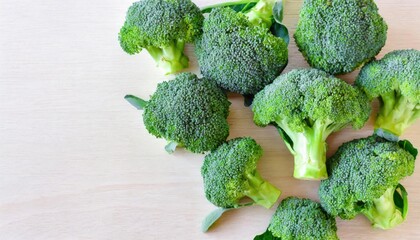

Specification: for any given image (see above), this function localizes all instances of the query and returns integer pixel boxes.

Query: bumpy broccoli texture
[201,137,281,208]
[356,49,420,137]
[195,1,288,95]
[119,0,203,74]
[319,135,417,229]
[294,0,387,74]
[128,73,230,153]
[255,197,338,240]
[252,68,371,180]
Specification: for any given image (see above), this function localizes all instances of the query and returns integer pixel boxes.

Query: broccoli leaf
[271,0,289,45]
[270,23,289,45]
[393,183,408,219]
[272,0,284,22]
[124,95,148,110]
[275,125,293,150]
[201,207,231,232]
[201,0,258,14]
[231,1,258,12]
[398,140,418,158]
[254,229,280,240]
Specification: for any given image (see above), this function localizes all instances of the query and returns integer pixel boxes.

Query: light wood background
[0,0,419,239]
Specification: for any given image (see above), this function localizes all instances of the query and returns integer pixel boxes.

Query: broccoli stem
[164,141,185,154]
[279,120,329,180]
[292,133,327,180]
[245,0,276,28]
[164,141,178,154]
[361,185,405,229]
[244,171,281,208]
[146,40,189,75]
[376,91,420,136]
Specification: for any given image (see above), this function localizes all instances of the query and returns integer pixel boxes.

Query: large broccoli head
[201,137,281,208]
[126,73,230,153]
[294,0,387,74]
[252,68,371,180]
[255,197,338,240]
[355,49,420,137]
[119,0,203,74]
[195,6,288,95]
[319,135,417,229]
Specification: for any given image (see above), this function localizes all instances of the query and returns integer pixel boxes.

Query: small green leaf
[124,95,148,110]
[270,0,289,45]
[275,125,294,150]
[254,229,280,240]
[393,188,403,211]
[270,23,289,45]
[201,6,213,14]
[165,141,178,154]
[398,139,418,158]
[272,0,284,23]
[394,183,408,219]
[201,0,258,14]
[230,1,258,12]
[374,128,399,142]
[201,208,231,232]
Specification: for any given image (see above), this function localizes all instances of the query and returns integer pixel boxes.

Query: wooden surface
[0,0,419,239]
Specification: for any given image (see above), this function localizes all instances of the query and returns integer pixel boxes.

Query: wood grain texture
[0,0,419,239]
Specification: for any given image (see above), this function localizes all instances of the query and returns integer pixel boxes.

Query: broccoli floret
[294,0,387,74]
[119,0,203,74]
[125,73,230,153]
[355,49,420,137]
[195,2,288,95]
[201,137,281,208]
[319,135,417,229]
[252,69,371,180]
[255,197,338,240]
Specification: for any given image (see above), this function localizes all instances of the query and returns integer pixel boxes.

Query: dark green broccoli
[195,0,288,95]
[294,0,387,74]
[252,68,371,180]
[355,49,420,137]
[255,197,339,240]
[119,0,203,74]
[125,73,230,154]
[201,137,281,208]
[319,135,417,229]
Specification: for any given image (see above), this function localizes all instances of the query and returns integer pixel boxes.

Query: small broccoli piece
[125,73,230,153]
[294,0,387,74]
[195,1,288,95]
[119,0,203,74]
[201,137,281,208]
[252,69,371,180]
[255,197,338,240]
[355,49,420,137]
[319,135,417,229]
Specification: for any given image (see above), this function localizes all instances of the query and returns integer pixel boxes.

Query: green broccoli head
[264,197,338,240]
[119,0,203,74]
[355,49,420,137]
[201,137,281,208]
[252,68,371,180]
[195,6,288,95]
[319,135,417,229]
[294,0,387,74]
[127,73,230,153]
